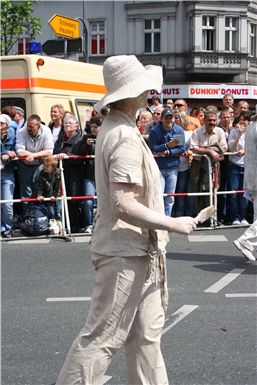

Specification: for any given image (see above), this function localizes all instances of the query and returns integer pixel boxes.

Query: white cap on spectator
[14,106,25,115]
[0,114,12,127]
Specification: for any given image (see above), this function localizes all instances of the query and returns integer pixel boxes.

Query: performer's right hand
[168,217,198,235]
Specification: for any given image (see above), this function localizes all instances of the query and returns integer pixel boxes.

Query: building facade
[32,1,257,85]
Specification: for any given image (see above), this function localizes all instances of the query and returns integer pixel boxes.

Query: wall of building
[17,0,257,87]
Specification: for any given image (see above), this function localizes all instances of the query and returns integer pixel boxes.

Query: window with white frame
[89,21,105,55]
[225,17,239,52]
[144,19,160,53]
[250,24,256,57]
[202,16,215,51]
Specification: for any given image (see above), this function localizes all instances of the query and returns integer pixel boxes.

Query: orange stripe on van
[1,77,106,94]
[1,78,30,89]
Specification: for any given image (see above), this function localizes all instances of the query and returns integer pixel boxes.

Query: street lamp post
[76,17,88,62]
[20,20,30,54]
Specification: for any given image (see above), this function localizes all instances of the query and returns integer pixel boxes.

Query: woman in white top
[48,104,64,144]
[228,112,252,225]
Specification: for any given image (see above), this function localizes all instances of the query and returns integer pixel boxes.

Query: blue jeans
[173,169,195,217]
[228,162,247,221]
[18,161,40,198]
[160,168,178,216]
[217,156,230,221]
[18,161,40,214]
[83,178,96,226]
[1,170,15,233]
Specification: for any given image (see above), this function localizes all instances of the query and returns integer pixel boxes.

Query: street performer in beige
[56,55,198,385]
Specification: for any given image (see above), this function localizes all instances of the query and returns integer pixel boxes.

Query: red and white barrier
[0,152,250,240]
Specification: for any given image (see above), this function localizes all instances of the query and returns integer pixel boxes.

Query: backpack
[20,204,50,235]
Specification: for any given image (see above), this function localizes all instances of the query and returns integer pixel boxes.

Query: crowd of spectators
[0,94,255,238]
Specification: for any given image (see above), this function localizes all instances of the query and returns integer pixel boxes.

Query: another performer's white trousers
[238,196,257,247]
[56,254,169,385]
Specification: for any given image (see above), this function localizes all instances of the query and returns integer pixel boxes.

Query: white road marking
[162,305,198,335]
[9,239,51,244]
[188,235,227,242]
[225,293,257,298]
[96,375,112,385]
[204,268,245,293]
[73,236,91,243]
[46,297,91,302]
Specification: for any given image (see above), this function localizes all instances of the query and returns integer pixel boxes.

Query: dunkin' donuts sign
[148,84,257,99]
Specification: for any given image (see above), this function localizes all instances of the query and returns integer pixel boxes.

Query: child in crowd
[33,155,61,203]
[17,156,61,236]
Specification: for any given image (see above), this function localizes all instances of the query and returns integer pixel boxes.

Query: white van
[0,54,105,129]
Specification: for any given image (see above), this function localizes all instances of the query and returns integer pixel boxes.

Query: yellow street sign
[49,14,80,39]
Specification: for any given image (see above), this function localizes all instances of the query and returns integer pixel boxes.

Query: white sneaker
[84,225,93,235]
[232,220,241,226]
[237,238,254,252]
[49,219,60,235]
[233,239,255,262]
[241,219,249,226]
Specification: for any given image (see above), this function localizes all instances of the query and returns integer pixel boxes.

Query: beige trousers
[56,254,169,385]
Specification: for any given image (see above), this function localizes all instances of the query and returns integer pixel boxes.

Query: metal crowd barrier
[0,152,250,241]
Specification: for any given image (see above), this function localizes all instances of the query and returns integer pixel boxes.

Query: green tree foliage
[0,0,41,55]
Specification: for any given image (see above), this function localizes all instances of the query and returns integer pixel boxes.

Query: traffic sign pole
[76,17,88,62]
[64,39,68,58]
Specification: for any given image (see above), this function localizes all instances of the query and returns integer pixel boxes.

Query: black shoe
[1,231,11,238]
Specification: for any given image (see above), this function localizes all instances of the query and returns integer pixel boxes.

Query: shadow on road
[167,252,257,274]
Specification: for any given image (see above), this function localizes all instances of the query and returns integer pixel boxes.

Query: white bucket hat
[95,55,163,111]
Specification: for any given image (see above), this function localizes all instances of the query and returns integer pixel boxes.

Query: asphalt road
[1,228,257,385]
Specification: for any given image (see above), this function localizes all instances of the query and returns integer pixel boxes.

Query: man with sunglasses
[174,99,201,130]
[143,106,164,141]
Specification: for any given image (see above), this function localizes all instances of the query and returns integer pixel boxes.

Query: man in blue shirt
[0,114,16,237]
[149,108,185,216]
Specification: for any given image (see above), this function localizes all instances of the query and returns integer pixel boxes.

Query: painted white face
[136,91,149,109]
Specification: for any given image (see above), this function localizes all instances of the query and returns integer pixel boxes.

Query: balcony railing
[185,52,248,74]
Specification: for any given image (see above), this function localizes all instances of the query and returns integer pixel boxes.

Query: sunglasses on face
[174,104,186,108]
[153,112,161,115]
